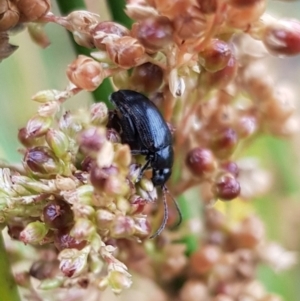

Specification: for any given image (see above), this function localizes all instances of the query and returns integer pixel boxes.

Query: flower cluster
[1,0,300,300]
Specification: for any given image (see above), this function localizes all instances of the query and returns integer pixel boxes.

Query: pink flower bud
[66,55,104,91]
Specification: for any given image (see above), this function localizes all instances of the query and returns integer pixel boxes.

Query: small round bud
[106,129,121,144]
[66,55,104,91]
[91,21,130,50]
[132,16,174,51]
[106,36,146,69]
[229,216,265,249]
[210,128,238,159]
[226,0,266,29]
[236,114,257,138]
[196,0,217,14]
[200,55,237,89]
[263,19,300,56]
[90,102,108,125]
[29,260,58,280]
[28,23,50,48]
[19,221,48,244]
[78,127,106,157]
[212,172,240,201]
[179,280,209,301]
[130,63,163,93]
[18,127,41,148]
[24,146,61,175]
[89,164,118,192]
[129,195,146,214]
[54,227,87,251]
[198,39,232,73]
[26,115,52,138]
[0,1,19,31]
[110,215,135,238]
[43,200,74,229]
[173,5,206,40]
[17,0,50,22]
[190,245,221,275]
[133,216,151,239]
[46,129,69,158]
[186,147,217,177]
[220,161,239,177]
[229,0,261,8]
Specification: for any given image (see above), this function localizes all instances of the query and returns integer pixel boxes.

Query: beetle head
[152,168,171,186]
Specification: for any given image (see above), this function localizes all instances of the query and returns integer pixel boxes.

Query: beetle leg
[150,188,168,238]
[164,185,182,228]
[136,158,152,182]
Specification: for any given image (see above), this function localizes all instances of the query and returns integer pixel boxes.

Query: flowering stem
[56,0,113,104]
[0,230,21,301]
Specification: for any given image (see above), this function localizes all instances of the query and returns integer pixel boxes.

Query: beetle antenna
[163,185,182,228]
[149,186,169,239]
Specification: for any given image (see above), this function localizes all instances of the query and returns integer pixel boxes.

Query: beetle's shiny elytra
[109,90,181,237]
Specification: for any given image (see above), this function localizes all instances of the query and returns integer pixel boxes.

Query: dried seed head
[212,172,240,201]
[16,0,50,22]
[91,21,130,50]
[186,147,217,177]
[130,62,163,93]
[66,55,104,91]
[106,36,146,68]
[0,1,19,32]
[173,5,206,40]
[43,200,74,229]
[263,19,300,56]
[226,0,266,29]
[65,10,100,32]
[24,146,61,175]
[198,39,232,72]
[132,16,174,51]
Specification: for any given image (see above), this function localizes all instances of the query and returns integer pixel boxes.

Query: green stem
[56,0,113,104]
[0,230,21,301]
[106,0,133,28]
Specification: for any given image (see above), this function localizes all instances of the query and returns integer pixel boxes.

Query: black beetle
[109,90,181,237]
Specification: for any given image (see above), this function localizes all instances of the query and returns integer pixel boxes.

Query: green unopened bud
[58,246,90,278]
[62,184,93,205]
[73,203,95,219]
[19,221,48,244]
[70,218,96,240]
[112,69,130,89]
[26,115,52,138]
[55,176,77,191]
[107,270,132,294]
[46,129,69,158]
[39,276,64,290]
[32,90,60,103]
[12,175,54,194]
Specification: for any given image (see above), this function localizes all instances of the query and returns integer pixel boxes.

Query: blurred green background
[1,1,300,300]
